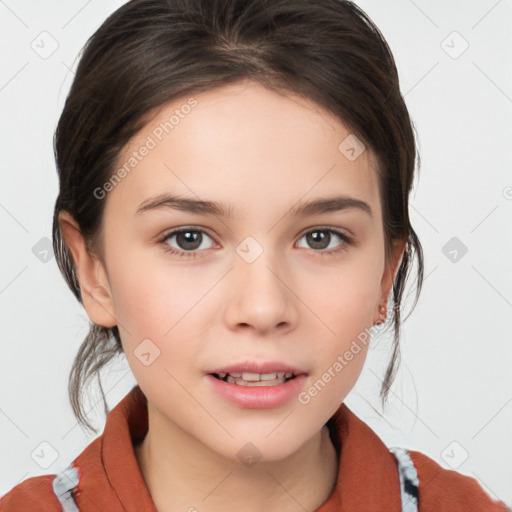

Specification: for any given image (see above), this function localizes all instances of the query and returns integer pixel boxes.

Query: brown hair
[52,0,424,433]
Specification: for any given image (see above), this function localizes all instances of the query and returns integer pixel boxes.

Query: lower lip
[205,374,308,409]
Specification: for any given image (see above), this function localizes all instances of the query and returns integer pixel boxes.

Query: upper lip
[208,361,307,376]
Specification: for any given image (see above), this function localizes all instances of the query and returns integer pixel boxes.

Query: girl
[1,0,508,510]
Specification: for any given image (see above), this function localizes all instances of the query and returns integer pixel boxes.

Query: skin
[60,78,406,512]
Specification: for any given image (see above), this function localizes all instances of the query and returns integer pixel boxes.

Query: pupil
[307,230,329,250]
[177,231,201,250]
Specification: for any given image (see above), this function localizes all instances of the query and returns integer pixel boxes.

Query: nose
[223,243,299,335]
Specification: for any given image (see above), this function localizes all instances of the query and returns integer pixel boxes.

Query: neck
[134,404,339,512]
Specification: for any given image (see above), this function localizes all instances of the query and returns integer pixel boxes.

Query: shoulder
[0,474,63,511]
[408,450,510,512]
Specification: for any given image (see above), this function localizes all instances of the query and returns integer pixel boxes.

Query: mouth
[205,363,308,408]
[210,371,297,387]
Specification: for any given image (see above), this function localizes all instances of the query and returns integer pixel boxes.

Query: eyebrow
[135,193,372,218]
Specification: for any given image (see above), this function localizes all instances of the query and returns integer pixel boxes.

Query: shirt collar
[73,385,400,511]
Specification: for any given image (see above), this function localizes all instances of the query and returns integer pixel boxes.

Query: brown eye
[173,230,203,251]
[305,230,330,250]
[297,228,352,254]
[159,228,216,257]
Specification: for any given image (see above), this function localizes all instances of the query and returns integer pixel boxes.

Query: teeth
[242,372,261,381]
[219,371,296,386]
[259,373,277,381]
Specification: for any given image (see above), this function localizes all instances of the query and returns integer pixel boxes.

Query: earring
[374,304,387,326]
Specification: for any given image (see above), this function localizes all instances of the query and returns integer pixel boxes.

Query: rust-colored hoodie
[1,385,508,511]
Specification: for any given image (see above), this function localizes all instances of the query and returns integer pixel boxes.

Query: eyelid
[157,225,217,242]
[157,224,353,258]
[157,225,351,242]
[295,226,353,252]
[297,225,352,239]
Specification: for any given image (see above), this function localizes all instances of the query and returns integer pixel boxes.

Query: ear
[58,211,117,329]
[374,237,408,323]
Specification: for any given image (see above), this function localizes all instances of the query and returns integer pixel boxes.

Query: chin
[219,427,318,466]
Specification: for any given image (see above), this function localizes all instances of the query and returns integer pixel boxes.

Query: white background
[1,0,511,505]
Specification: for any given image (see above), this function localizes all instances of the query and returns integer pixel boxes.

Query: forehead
[107,80,380,217]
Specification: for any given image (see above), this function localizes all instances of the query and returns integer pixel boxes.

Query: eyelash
[156,227,353,260]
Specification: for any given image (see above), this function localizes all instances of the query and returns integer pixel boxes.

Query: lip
[205,373,308,409]
[207,361,307,376]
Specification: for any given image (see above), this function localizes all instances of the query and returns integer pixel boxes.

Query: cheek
[107,261,207,395]
[108,263,173,339]
[106,253,219,365]
[297,254,381,405]
[107,245,205,334]
[305,253,383,330]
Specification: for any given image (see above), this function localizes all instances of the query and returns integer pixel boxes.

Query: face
[66,79,403,462]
